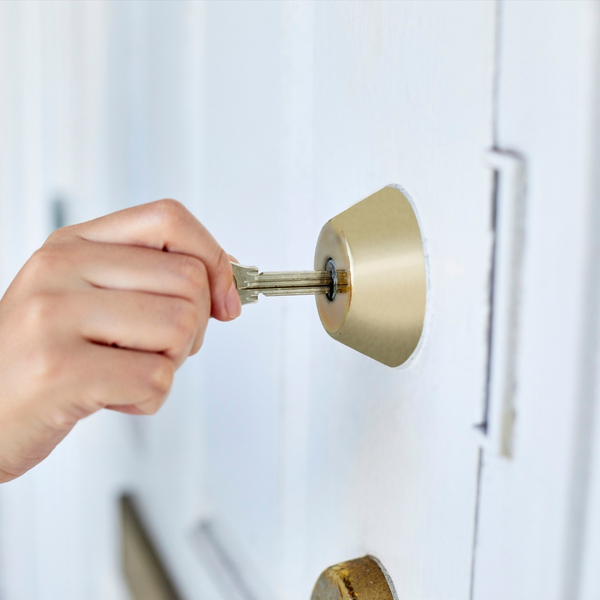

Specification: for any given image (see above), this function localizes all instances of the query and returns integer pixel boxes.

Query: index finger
[64,199,240,322]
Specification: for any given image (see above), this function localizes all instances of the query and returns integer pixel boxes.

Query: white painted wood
[194,2,496,599]
[473,3,600,599]
[0,3,136,599]
[4,3,600,600]
[198,3,289,596]
[579,291,600,600]
[0,2,498,599]
[300,5,495,598]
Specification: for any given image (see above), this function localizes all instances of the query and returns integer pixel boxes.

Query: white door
[3,3,600,600]
[138,3,497,599]
[473,3,600,599]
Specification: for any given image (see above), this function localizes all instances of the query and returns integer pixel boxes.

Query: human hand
[0,199,240,483]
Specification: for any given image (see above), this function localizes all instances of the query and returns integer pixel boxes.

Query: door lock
[233,186,427,367]
[314,185,426,367]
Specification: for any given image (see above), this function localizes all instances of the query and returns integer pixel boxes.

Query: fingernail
[225,281,242,319]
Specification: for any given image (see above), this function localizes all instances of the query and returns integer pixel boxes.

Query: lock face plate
[311,556,396,600]
[314,186,426,367]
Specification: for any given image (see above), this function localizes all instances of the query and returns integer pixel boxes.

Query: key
[232,261,349,305]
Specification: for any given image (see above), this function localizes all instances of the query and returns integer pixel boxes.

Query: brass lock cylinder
[314,186,426,368]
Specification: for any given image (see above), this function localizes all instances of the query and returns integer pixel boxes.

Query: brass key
[232,261,349,305]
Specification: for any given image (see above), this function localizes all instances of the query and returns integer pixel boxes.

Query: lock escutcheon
[314,186,427,367]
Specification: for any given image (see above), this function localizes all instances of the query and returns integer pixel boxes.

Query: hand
[0,199,240,483]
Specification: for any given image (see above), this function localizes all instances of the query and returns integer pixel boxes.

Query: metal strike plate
[314,186,426,367]
[311,556,396,600]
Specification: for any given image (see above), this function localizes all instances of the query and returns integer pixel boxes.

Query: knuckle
[45,406,81,432]
[212,245,230,274]
[147,356,174,400]
[151,198,187,226]
[45,225,73,244]
[177,255,207,289]
[20,293,61,332]
[172,299,201,342]
[23,242,79,280]
[0,465,21,484]
[25,247,62,275]
[177,257,211,313]
[83,383,110,413]
[135,398,164,416]
[27,345,63,385]
[190,331,207,356]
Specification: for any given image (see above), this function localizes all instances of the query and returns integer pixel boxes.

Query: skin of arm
[0,199,241,483]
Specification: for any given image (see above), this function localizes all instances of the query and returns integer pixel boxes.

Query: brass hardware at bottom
[311,556,396,600]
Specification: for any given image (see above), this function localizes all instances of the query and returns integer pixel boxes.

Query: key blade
[260,286,334,297]
[250,272,333,289]
[255,270,330,281]
[231,262,349,305]
[254,270,349,290]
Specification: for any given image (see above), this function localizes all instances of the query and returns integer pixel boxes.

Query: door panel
[473,4,600,599]
[198,2,496,598]
[3,3,600,599]
[0,3,500,599]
